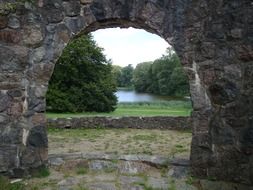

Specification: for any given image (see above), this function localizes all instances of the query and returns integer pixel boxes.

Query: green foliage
[132,134,157,141]
[46,34,117,113]
[46,100,192,118]
[168,178,177,190]
[119,64,134,87]
[76,167,89,175]
[133,62,152,92]
[32,166,50,178]
[112,64,134,87]
[185,176,196,185]
[111,65,122,86]
[133,48,190,97]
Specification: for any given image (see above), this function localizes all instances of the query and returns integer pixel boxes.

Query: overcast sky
[92,27,169,67]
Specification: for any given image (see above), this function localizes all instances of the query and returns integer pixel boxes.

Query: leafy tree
[46,34,117,113]
[133,62,152,92]
[118,64,134,87]
[111,65,122,87]
[170,67,189,96]
[133,49,189,97]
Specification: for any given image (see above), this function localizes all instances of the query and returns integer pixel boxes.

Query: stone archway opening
[46,26,194,164]
[0,0,252,186]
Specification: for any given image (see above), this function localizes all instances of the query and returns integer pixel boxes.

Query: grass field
[48,127,192,157]
[46,101,192,118]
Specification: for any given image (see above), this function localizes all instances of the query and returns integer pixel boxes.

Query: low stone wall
[47,116,192,130]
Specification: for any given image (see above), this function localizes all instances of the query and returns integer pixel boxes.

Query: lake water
[115,89,187,103]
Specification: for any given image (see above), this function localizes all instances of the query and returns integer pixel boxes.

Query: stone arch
[0,0,252,185]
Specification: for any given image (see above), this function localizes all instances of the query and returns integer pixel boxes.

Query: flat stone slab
[168,166,189,179]
[89,160,118,171]
[49,153,190,167]
[118,160,153,174]
[49,157,64,166]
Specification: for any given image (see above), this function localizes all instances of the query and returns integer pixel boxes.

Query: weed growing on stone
[76,167,89,175]
[33,166,50,178]
[168,178,176,190]
[160,167,168,177]
[207,176,217,181]
[185,175,195,185]
[104,167,117,173]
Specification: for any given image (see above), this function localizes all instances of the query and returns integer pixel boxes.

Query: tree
[170,67,189,96]
[118,64,134,87]
[111,65,122,87]
[132,49,189,97]
[133,62,152,92]
[46,34,117,113]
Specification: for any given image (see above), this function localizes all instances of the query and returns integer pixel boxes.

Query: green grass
[132,134,158,141]
[48,128,107,140]
[76,167,89,175]
[32,166,50,178]
[0,176,25,190]
[46,101,192,118]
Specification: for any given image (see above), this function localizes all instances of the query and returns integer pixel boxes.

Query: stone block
[208,79,239,106]
[46,8,64,23]
[31,113,47,126]
[64,16,86,35]
[0,92,11,112]
[0,124,22,144]
[0,30,21,44]
[63,1,81,17]
[0,16,8,29]
[27,63,54,82]
[22,25,44,47]
[7,101,23,119]
[21,146,48,167]
[231,28,243,39]
[27,126,48,148]
[8,16,20,29]
[0,145,19,172]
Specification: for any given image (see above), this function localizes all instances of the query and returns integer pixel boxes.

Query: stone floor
[19,153,253,190]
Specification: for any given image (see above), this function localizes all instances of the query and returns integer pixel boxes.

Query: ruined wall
[0,0,252,184]
[47,116,192,130]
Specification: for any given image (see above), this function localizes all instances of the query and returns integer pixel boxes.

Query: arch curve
[0,0,252,185]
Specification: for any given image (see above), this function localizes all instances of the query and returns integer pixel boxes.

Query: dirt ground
[48,128,192,159]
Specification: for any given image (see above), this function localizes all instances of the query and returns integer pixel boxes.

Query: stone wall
[0,0,252,185]
[47,116,192,130]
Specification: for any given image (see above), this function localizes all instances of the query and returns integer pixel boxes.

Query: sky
[91,27,169,67]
